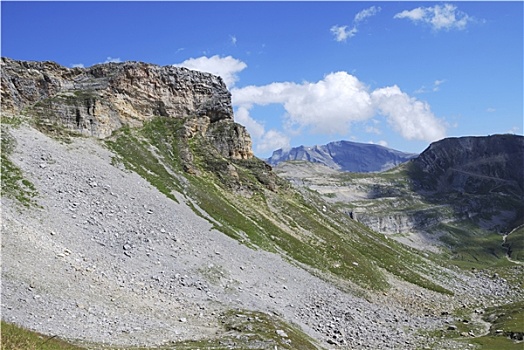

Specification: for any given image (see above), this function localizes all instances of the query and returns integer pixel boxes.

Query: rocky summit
[1,58,523,350]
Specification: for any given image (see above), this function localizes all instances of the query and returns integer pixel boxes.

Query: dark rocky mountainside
[268,140,417,172]
[408,134,524,232]
[411,134,524,196]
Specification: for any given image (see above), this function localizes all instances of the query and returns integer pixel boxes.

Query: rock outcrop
[1,57,253,160]
[410,134,524,196]
[268,140,416,172]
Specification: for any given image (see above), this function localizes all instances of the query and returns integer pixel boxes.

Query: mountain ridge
[268,140,417,172]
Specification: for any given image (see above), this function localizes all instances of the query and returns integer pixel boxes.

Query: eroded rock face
[411,134,524,196]
[1,57,252,160]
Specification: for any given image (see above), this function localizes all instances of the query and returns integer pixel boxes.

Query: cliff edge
[1,57,253,160]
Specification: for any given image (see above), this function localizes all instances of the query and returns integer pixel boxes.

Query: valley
[1,58,523,349]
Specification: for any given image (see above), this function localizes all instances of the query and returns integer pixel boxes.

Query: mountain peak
[267,140,417,172]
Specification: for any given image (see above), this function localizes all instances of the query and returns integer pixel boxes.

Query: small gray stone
[276,329,288,338]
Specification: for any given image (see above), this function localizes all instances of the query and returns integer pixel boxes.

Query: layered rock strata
[1,57,253,160]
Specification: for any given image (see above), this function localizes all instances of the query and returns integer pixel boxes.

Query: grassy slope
[505,226,524,262]
[1,312,320,350]
[468,301,524,350]
[314,163,523,270]
[106,117,450,295]
[1,123,39,207]
[0,322,85,350]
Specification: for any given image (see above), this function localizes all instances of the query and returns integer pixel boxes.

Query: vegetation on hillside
[1,123,39,207]
[0,321,85,350]
[292,160,523,270]
[106,117,451,294]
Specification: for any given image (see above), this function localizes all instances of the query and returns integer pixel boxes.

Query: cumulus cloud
[371,85,446,141]
[232,72,446,146]
[394,3,472,31]
[507,126,520,134]
[354,5,381,23]
[331,6,381,42]
[234,106,265,139]
[369,140,388,147]
[174,55,247,88]
[233,72,374,135]
[257,129,290,155]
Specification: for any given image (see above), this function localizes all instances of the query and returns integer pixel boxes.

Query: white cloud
[230,35,237,45]
[486,107,496,113]
[174,55,247,88]
[394,3,472,31]
[257,129,290,155]
[369,140,388,147]
[104,57,122,63]
[354,6,381,23]
[433,79,446,91]
[331,6,381,42]
[371,85,446,141]
[235,106,265,139]
[233,72,374,135]
[232,72,446,145]
[507,126,520,134]
[331,25,357,42]
[415,79,446,94]
[395,7,426,21]
[365,119,382,135]
[71,63,84,68]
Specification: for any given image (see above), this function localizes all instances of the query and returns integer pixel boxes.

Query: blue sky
[2,1,522,157]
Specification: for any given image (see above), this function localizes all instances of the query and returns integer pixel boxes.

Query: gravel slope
[1,125,517,349]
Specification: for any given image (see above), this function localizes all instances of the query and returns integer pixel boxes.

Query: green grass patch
[105,119,185,203]
[1,321,85,350]
[464,302,524,349]
[484,301,524,336]
[468,336,524,350]
[438,223,517,269]
[1,127,39,207]
[505,226,524,262]
[172,309,319,350]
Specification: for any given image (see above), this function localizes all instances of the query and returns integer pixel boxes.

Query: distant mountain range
[267,140,417,172]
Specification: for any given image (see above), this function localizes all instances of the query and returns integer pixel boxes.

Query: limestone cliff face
[1,57,253,160]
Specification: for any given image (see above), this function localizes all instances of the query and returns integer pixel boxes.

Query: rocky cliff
[268,140,416,172]
[1,57,253,160]
[410,134,524,196]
